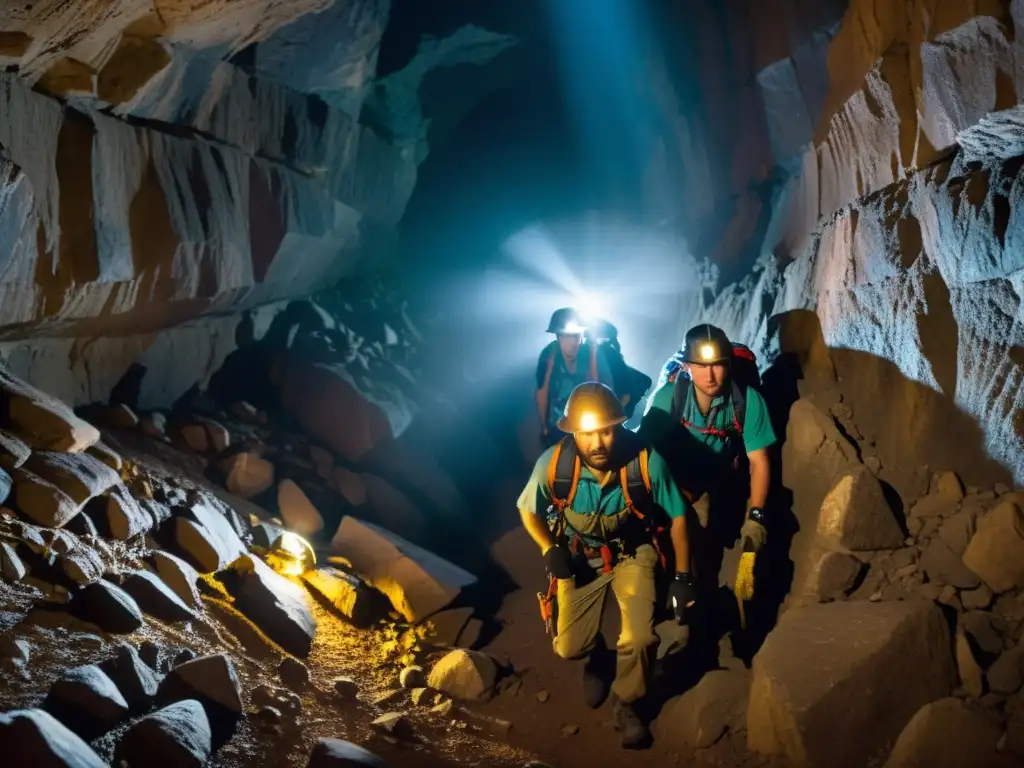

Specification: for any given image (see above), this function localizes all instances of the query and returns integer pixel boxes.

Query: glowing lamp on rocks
[579,412,599,432]
[699,343,716,362]
[269,531,317,576]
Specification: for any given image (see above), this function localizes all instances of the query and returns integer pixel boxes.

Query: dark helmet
[547,307,586,335]
[683,324,732,365]
[557,382,626,433]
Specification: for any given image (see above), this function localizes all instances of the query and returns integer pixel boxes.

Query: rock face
[747,600,956,768]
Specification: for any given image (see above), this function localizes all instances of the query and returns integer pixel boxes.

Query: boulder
[61,547,105,586]
[0,540,27,581]
[122,570,197,622]
[426,649,497,701]
[174,500,247,573]
[331,466,368,506]
[100,643,159,713]
[148,550,202,609]
[909,493,958,519]
[84,441,123,472]
[301,566,382,628]
[796,545,864,604]
[277,479,324,536]
[204,421,230,453]
[955,629,984,698]
[106,487,154,540]
[44,664,131,740]
[10,467,81,528]
[0,370,100,453]
[986,644,1024,694]
[156,653,242,749]
[72,579,144,634]
[115,699,213,768]
[215,555,317,657]
[933,471,965,502]
[0,430,31,470]
[937,508,979,558]
[307,738,390,767]
[653,660,750,749]
[920,537,982,589]
[22,452,118,507]
[221,452,274,499]
[747,600,955,768]
[330,516,476,622]
[962,501,1024,593]
[883,698,1005,768]
[180,425,209,452]
[0,708,106,767]
[816,466,904,550]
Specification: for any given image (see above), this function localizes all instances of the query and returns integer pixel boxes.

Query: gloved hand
[544,545,574,580]
[740,517,767,553]
[669,573,697,622]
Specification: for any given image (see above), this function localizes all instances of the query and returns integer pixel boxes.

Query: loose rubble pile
[0,364,533,767]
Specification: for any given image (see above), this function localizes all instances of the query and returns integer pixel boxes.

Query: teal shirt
[536,342,615,429]
[517,439,688,547]
[639,379,776,496]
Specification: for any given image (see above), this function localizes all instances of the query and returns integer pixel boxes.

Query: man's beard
[582,446,611,470]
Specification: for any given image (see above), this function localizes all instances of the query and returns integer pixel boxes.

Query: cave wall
[0,0,519,415]
[678,0,1024,484]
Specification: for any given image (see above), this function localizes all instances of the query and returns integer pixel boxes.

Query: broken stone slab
[147,550,201,609]
[919,537,981,589]
[215,554,317,657]
[156,653,242,749]
[796,544,865,604]
[121,570,197,623]
[43,664,131,740]
[10,467,81,528]
[0,430,31,470]
[100,643,159,714]
[747,600,955,768]
[174,500,247,573]
[0,708,106,767]
[71,579,144,634]
[307,738,391,767]
[883,698,1007,768]
[301,566,382,628]
[0,369,100,453]
[331,516,476,622]
[426,649,498,702]
[115,699,212,768]
[221,452,274,499]
[653,660,750,749]
[962,501,1024,593]
[816,466,904,551]
[277,479,324,537]
[23,452,119,508]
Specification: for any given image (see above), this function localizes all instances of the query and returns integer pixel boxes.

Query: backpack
[537,342,600,428]
[667,342,761,448]
[545,435,668,571]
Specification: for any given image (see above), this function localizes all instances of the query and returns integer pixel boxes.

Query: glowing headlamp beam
[699,343,716,361]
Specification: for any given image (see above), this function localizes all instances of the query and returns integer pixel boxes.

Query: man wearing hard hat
[517,381,694,749]
[535,308,615,448]
[639,324,777,658]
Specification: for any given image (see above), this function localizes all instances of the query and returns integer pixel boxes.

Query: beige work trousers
[551,544,659,703]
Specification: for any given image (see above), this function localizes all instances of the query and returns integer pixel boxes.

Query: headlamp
[699,343,716,362]
[579,412,598,432]
[267,531,317,576]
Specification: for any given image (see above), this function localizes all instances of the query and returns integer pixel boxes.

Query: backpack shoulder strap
[547,436,580,510]
[620,447,654,519]
[670,375,688,422]
[730,380,746,434]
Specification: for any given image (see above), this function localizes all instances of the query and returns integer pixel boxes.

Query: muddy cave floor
[0,429,768,768]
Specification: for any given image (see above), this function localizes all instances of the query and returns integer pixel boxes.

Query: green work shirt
[536,341,615,429]
[517,437,688,548]
[639,379,777,497]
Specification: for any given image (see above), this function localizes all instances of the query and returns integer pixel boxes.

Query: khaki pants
[552,544,659,703]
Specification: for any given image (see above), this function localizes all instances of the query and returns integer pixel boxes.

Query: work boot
[612,696,650,749]
[582,668,608,709]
